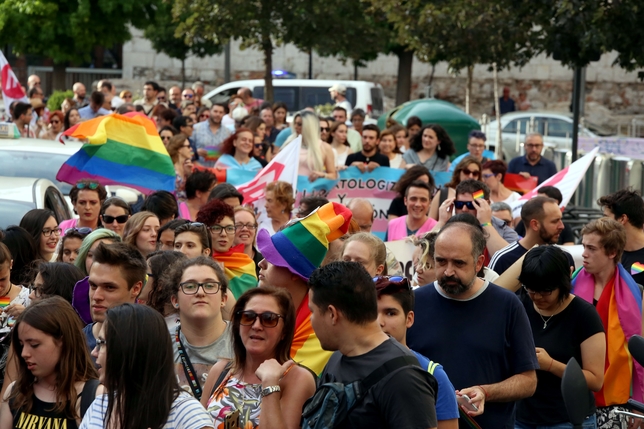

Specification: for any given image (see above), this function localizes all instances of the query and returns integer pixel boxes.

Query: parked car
[204,79,385,118]
[483,111,599,161]
[0,137,141,204]
[0,177,72,229]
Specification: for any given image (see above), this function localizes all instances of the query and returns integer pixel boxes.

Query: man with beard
[407,222,538,429]
[192,103,232,167]
[345,124,390,172]
[508,133,557,185]
[489,196,573,275]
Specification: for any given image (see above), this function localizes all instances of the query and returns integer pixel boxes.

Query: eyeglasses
[482,173,495,179]
[498,219,513,227]
[454,201,476,210]
[157,96,166,101]
[42,227,62,237]
[209,225,236,235]
[200,114,209,118]
[183,94,194,99]
[254,143,263,148]
[77,182,99,190]
[237,310,283,327]
[102,214,129,224]
[235,223,257,231]
[65,227,92,235]
[461,168,480,178]
[161,135,171,140]
[320,127,330,132]
[95,339,107,351]
[180,281,222,295]
[522,286,554,297]
[50,120,61,124]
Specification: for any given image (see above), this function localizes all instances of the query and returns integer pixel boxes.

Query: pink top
[178,201,192,220]
[386,216,437,242]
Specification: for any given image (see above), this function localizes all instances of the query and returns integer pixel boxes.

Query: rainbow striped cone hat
[257,202,352,281]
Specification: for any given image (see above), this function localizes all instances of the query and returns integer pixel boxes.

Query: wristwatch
[261,385,281,397]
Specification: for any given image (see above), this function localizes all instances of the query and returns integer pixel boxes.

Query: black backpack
[301,355,420,429]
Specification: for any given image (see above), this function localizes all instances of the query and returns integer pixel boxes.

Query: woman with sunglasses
[481,160,521,204]
[167,133,196,198]
[60,180,108,233]
[84,303,213,429]
[99,197,131,237]
[201,287,315,429]
[122,212,160,258]
[57,228,89,264]
[428,156,482,221]
[173,223,212,258]
[0,297,100,429]
[166,257,233,399]
[160,125,178,148]
[215,128,263,172]
[19,209,60,262]
[233,206,262,277]
[39,110,64,141]
[326,120,352,170]
[514,246,605,429]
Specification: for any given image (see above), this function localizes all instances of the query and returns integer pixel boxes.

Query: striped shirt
[80,392,214,429]
[489,241,525,275]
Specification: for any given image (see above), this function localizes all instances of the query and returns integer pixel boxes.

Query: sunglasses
[50,120,61,124]
[320,127,330,132]
[461,168,480,177]
[102,214,129,224]
[157,96,166,101]
[254,143,263,148]
[237,310,283,327]
[77,182,99,190]
[161,135,171,140]
[65,227,92,235]
[454,201,476,210]
[200,114,209,118]
[374,276,412,292]
[183,94,194,98]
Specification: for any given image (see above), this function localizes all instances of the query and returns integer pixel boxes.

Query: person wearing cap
[329,83,353,114]
[256,202,352,375]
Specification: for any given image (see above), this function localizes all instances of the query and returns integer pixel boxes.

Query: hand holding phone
[457,394,479,412]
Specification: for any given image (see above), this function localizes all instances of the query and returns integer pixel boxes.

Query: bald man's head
[348,198,374,232]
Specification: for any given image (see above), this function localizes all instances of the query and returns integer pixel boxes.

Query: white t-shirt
[80,391,213,429]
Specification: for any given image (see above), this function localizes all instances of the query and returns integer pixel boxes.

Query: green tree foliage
[0,0,158,89]
[143,1,222,85]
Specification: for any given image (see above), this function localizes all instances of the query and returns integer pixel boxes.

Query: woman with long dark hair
[30,262,85,304]
[403,124,455,172]
[201,287,315,429]
[19,209,60,262]
[82,304,213,429]
[0,227,39,286]
[145,251,186,330]
[0,297,100,429]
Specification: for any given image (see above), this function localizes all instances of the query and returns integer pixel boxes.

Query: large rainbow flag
[56,112,175,194]
[292,293,332,375]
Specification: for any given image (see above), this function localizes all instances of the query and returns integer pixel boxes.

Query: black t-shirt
[387,197,407,217]
[407,282,539,429]
[319,338,438,429]
[622,247,644,286]
[514,221,576,245]
[517,295,604,425]
[345,152,390,167]
[11,393,79,429]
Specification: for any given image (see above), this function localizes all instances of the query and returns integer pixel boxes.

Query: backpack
[301,355,419,429]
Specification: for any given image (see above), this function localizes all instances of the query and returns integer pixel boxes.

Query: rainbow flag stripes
[56,112,175,194]
[472,190,485,200]
[204,146,222,162]
[0,297,10,308]
[631,262,644,276]
[213,244,257,299]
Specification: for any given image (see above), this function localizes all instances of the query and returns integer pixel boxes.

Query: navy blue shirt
[499,97,516,114]
[507,155,558,185]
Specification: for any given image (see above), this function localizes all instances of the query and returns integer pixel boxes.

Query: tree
[175,0,311,103]
[0,0,158,90]
[143,2,222,87]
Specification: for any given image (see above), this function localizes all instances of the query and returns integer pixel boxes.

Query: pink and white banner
[0,50,28,117]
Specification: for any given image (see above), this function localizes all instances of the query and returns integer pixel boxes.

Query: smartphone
[224,409,240,429]
[457,394,479,412]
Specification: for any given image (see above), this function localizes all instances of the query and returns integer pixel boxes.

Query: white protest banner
[385,239,417,280]
[0,50,28,115]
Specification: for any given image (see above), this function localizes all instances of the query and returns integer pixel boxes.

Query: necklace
[535,302,562,329]
[1,282,12,298]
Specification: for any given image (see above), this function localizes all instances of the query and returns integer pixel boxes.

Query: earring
[438,144,442,151]
[174,304,179,308]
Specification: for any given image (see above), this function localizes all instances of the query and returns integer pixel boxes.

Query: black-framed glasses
[498,219,513,227]
[461,168,480,177]
[237,310,283,327]
[65,227,92,235]
[454,201,476,210]
[234,223,257,231]
[102,214,129,224]
[179,281,222,295]
[95,339,107,351]
[209,225,236,235]
[42,227,62,237]
[77,182,99,190]
[254,143,263,148]
[522,286,554,297]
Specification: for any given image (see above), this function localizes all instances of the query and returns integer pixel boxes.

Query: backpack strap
[80,379,100,418]
[439,186,449,205]
[210,361,233,399]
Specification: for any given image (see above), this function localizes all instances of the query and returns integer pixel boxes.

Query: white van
[204,79,385,118]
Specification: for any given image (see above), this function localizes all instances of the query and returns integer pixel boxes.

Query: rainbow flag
[572,264,644,405]
[213,244,257,298]
[56,112,175,194]
[472,189,485,200]
[292,294,332,375]
[0,297,10,308]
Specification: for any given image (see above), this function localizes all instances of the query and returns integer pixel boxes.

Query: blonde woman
[166,133,194,199]
[340,232,386,277]
[122,211,161,258]
[283,111,337,182]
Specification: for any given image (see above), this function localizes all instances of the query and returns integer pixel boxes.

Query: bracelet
[477,385,488,399]
[480,222,491,227]
[547,358,554,372]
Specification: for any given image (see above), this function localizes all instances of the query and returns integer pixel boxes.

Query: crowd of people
[2,74,644,429]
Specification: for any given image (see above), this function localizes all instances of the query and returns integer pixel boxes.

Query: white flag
[0,50,28,118]
[510,147,599,217]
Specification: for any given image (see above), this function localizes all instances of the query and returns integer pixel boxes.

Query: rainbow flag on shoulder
[56,112,175,194]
